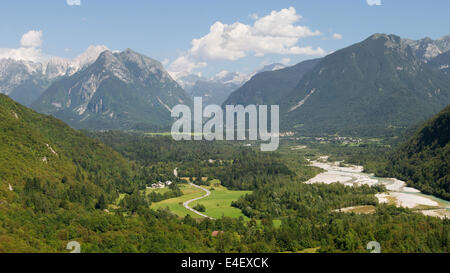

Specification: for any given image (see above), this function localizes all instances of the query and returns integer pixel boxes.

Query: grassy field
[191,185,252,220]
[144,186,171,195]
[150,181,251,220]
[150,184,205,218]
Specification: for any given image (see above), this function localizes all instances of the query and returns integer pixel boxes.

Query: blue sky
[1,0,450,78]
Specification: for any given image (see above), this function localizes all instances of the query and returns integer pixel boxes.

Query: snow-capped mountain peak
[212,70,250,86]
[70,45,109,73]
[177,62,288,94]
[0,45,110,105]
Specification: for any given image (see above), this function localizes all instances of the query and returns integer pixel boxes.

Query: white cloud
[0,47,44,63]
[333,33,343,40]
[280,58,291,65]
[20,30,43,48]
[288,46,325,55]
[67,0,81,6]
[167,55,207,79]
[366,0,381,6]
[168,7,325,79]
[0,30,45,62]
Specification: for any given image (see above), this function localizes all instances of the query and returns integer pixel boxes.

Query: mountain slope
[402,35,450,61]
[0,93,133,203]
[223,59,320,106]
[32,49,192,130]
[256,63,287,74]
[0,94,218,252]
[179,71,249,106]
[188,80,236,105]
[282,34,450,136]
[0,59,52,106]
[178,63,288,106]
[385,105,450,200]
[0,46,108,106]
[428,51,450,74]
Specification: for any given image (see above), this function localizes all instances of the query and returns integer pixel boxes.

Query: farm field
[150,184,205,218]
[190,185,252,220]
[151,181,251,219]
[145,186,171,195]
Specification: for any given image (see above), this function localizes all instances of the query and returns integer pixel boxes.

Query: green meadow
[191,185,252,220]
[150,184,205,218]
[150,181,251,220]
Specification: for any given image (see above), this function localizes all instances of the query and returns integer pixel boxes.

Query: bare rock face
[0,45,108,106]
[32,49,192,130]
[402,35,450,61]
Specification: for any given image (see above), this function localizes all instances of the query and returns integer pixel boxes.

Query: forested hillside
[0,96,448,253]
[0,94,133,203]
[383,105,450,200]
[223,59,320,106]
[0,95,208,252]
[282,34,450,136]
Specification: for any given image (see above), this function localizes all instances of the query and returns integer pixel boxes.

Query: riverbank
[306,158,450,219]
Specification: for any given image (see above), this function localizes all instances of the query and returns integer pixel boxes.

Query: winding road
[183,183,215,220]
[174,168,215,220]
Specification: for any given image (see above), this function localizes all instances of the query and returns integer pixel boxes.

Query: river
[306,157,450,219]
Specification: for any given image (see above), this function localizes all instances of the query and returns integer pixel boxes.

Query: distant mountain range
[402,35,450,61]
[31,49,191,130]
[223,59,319,106]
[226,34,450,136]
[1,33,449,135]
[282,34,450,135]
[178,63,287,105]
[0,45,108,106]
[428,51,450,74]
[178,71,246,105]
